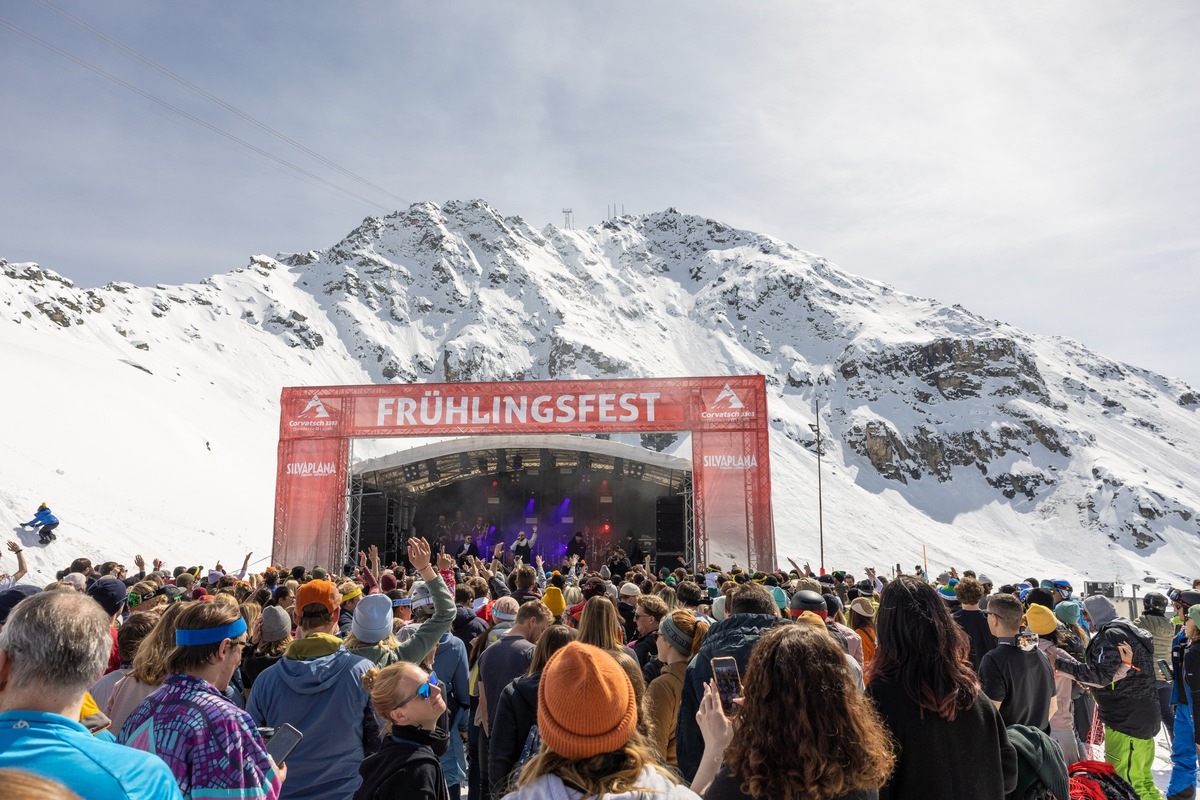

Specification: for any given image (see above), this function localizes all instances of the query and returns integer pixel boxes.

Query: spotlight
[402,463,421,482]
[459,453,472,473]
[426,459,441,482]
[512,455,523,472]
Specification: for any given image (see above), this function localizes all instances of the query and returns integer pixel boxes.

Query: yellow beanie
[1026,603,1058,636]
[543,586,567,618]
[538,642,637,759]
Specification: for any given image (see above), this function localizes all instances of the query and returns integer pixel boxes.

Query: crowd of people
[0,528,1197,800]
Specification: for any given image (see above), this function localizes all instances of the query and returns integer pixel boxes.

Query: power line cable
[34,0,409,208]
[0,15,394,213]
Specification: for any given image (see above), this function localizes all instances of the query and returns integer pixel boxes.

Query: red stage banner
[274,376,775,570]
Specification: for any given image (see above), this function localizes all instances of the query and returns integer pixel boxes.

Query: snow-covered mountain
[3,199,1199,588]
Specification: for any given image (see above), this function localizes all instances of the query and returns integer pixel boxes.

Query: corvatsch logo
[289,394,340,429]
[701,383,754,420]
[712,384,745,410]
[299,395,330,418]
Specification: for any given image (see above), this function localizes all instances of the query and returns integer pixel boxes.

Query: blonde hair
[240,602,262,634]
[129,603,188,686]
[517,729,678,795]
[210,592,239,610]
[361,662,423,733]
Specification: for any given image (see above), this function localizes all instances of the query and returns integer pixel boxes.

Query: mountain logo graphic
[712,384,745,410]
[299,394,331,419]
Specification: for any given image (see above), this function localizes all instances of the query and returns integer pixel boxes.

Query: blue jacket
[0,710,181,800]
[24,508,58,527]
[246,635,379,800]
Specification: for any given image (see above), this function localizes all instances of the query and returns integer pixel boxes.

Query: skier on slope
[21,502,59,544]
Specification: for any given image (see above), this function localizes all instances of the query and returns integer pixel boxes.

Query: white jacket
[502,764,700,800]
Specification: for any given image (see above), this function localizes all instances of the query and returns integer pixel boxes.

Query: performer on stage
[455,533,480,567]
[510,529,537,564]
[565,531,587,563]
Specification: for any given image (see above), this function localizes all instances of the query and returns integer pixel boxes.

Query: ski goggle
[397,671,438,708]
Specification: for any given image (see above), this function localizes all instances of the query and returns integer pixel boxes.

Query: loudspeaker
[655,495,686,554]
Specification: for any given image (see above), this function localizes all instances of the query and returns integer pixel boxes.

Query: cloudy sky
[3,2,1198,385]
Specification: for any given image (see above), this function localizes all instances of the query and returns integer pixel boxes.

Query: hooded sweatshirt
[245,632,379,800]
[1053,596,1160,739]
[500,763,699,800]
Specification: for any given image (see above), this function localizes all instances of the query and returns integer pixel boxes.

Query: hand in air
[407,538,432,572]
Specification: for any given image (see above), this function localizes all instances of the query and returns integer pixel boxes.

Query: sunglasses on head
[128,587,169,606]
[397,671,439,708]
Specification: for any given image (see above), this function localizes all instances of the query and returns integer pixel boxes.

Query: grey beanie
[351,594,394,644]
[260,605,292,643]
[1083,595,1118,628]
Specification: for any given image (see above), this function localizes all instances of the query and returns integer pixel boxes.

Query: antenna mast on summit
[562,208,573,229]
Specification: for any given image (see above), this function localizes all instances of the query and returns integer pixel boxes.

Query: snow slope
[3,200,1199,588]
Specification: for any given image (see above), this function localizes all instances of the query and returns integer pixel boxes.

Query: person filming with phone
[692,624,896,800]
[675,582,789,782]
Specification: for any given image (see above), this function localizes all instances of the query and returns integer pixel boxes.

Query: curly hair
[867,575,978,721]
[724,625,895,800]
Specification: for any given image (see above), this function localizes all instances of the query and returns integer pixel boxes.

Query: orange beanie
[537,641,637,759]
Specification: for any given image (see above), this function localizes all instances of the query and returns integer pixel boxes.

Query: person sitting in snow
[22,502,59,544]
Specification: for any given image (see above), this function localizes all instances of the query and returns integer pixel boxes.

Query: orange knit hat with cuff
[538,641,637,759]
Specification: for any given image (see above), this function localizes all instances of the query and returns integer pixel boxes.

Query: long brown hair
[528,625,577,675]
[577,596,622,650]
[724,624,895,800]
[868,575,978,721]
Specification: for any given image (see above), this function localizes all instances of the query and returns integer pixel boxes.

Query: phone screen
[711,656,742,715]
[265,723,303,765]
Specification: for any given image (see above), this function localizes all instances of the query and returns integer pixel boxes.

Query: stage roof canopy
[353,434,691,495]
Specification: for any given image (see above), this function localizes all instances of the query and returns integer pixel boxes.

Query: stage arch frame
[273,375,775,570]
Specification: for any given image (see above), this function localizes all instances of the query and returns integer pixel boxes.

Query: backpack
[1067,760,1138,800]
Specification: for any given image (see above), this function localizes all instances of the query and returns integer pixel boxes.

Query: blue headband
[392,598,411,608]
[175,617,248,646]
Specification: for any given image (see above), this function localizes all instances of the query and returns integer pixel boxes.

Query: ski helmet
[1143,592,1168,614]
[788,590,826,614]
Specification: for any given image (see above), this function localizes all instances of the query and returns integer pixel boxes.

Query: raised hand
[358,551,367,566]
[407,537,432,572]
[134,554,145,570]
[437,550,455,572]
[493,543,504,558]
[6,541,20,554]
[153,558,164,571]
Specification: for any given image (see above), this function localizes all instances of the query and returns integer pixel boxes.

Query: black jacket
[676,613,790,781]
[452,607,489,652]
[356,727,450,800]
[1055,618,1160,739]
[868,677,1017,800]
[629,631,658,669]
[488,671,540,796]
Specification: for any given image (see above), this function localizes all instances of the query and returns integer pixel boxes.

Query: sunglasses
[128,587,167,606]
[397,671,439,708]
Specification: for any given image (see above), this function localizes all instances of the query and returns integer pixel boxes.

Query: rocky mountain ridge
[3,199,1199,582]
